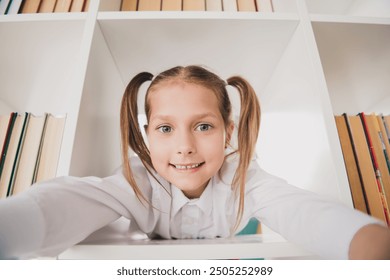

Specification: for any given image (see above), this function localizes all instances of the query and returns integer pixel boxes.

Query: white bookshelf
[58,233,313,260]
[1,0,388,259]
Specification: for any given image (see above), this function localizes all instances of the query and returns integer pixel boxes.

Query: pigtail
[120,72,154,204]
[227,76,261,232]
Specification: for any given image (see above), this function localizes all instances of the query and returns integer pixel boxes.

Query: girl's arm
[0,174,139,259]
[245,161,386,259]
[349,223,390,259]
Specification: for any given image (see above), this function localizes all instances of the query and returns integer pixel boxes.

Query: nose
[176,131,196,155]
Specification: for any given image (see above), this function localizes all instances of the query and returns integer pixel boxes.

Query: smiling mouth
[170,162,205,170]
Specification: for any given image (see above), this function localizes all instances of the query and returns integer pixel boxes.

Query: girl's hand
[349,224,390,259]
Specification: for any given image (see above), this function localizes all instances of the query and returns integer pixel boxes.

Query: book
[206,0,222,11]
[0,113,27,198]
[222,0,236,11]
[255,0,273,12]
[54,0,72,12]
[358,113,390,224]
[0,114,11,157]
[100,0,121,11]
[12,114,47,195]
[335,115,368,213]
[121,0,138,11]
[34,114,66,183]
[21,0,41,13]
[83,0,90,11]
[38,0,57,12]
[0,113,17,178]
[0,0,12,15]
[138,0,161,11]
[161,0,181,11]
[7,0,24,14]
[377,115,390,173]
[361,113,390,224]
[6,113,30,196]
[183,0,205,11]
[383,115,390,144]
[237,0,256,11]
[347,115,387,222]
[70,0,85,12]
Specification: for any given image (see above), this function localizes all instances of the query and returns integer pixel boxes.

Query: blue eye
[157,126,172,133]
[196,124,212,131]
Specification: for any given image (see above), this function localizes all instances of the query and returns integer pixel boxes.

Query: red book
[360,112,390,225]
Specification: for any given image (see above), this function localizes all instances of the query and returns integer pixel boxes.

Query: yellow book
[35,114,66,183]
[21,0,41,13]
[38,0,56,13]
[54,0,72,12]
[12,114,47,195]
[83,0,90,11]
[335,115,367,213]
[349,115,387,222]
[138,0,161,11]
[206,0,222,11]
[121,0,138,11]
[237,0,256,11]
[183,0,205,11]
[70,0,85,12]
[162,0,182,11]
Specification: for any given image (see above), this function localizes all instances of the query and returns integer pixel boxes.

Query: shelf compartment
[313,22,390,115]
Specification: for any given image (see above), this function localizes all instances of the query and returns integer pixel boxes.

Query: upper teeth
[174,163,201,169]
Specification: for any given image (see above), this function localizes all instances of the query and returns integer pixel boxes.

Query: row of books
[335,113,390,226]
[0,0,88,14]
[120,0,274,12]
[0,0,274,14]
[0,112,66,199]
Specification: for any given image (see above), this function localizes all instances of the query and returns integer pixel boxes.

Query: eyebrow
[150,112,220,122]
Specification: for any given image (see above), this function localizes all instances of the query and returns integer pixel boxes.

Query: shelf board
[0,12,87,23]
[58,234,313,260]
[310,14,390,25]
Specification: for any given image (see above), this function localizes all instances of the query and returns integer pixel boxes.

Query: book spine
[38,0,57,13]
[237,0,256,11]
[138,0,161,11]
[222,0,237,11]
[360,112,390,225]
[206,0,222,11]
[70,0,85,12]
[183,0,205,11]
[0,113,17,177]
[161,0,182,11]
[21,0,42,13]
[54,0,72,12]
[338,114,368,213]
[121,0,138,11]
[7,113,30,196]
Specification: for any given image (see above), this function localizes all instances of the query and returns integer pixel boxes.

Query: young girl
[0,65,390,259]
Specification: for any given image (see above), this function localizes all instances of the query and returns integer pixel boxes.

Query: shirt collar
[171,180,213,218]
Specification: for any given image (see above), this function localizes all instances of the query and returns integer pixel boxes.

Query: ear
[144,124,149,134]
[225,121,234,148]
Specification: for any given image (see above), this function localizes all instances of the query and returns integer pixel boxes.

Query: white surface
[58,234,314,260]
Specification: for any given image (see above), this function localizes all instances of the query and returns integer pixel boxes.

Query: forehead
[147,81,219,111]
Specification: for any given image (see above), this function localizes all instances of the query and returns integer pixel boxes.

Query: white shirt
[0,156,382,259]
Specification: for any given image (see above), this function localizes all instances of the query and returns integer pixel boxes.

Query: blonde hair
[120,65,260,231]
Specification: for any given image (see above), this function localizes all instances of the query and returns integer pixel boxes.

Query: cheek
[147,134,170,163]
[200,134,226,156]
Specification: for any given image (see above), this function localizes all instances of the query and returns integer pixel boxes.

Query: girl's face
[146,81,232,198]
